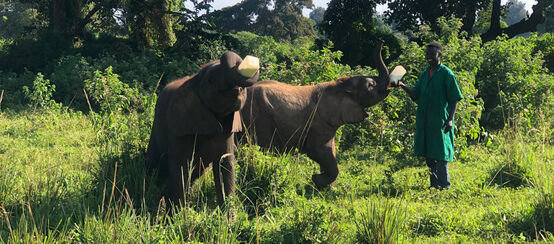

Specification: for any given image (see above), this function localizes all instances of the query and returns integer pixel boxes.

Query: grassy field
[0,108,552,243]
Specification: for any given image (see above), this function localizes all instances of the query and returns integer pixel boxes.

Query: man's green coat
[413,63,463,162]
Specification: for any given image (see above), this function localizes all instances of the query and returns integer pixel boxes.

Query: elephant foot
[312,174,333,190]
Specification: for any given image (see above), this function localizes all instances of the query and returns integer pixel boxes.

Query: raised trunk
[374,40,390,90]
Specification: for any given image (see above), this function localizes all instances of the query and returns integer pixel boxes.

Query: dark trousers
[426,158,450,189]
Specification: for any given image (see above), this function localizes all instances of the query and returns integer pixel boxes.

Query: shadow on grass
[486,161,531,188]
[505,192,554,241]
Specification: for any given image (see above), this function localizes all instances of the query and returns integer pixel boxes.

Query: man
[398,41,463,189]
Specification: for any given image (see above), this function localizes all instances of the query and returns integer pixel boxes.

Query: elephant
[239,40,390,189]
[146,51,259,206]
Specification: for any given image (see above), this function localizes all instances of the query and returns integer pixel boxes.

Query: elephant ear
[338,94,368,124]
[167,87,222,135]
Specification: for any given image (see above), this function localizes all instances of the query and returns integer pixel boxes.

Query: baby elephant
[147,51,259,206]
[240,41,391,189]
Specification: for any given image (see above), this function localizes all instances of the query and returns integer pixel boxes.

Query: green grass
[0,108,552,243]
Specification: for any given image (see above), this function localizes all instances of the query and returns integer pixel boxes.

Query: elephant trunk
[220,51,258,88]
[222,51,242,70]
[374,40,390,91]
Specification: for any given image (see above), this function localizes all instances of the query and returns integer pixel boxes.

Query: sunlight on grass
[0,109,552,242]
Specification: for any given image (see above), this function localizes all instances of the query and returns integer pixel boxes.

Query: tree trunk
[461,2,477,35]
[75,4,102,38]
[51,0,67,30]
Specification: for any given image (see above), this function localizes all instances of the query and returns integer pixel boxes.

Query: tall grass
[355,197,406,244]
[0,107,552,242]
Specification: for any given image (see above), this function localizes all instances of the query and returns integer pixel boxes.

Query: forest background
[0,0,553,242]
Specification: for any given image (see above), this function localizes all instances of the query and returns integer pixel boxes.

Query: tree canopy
[309,7,325,24]
[384,0,552,42]
[319,0,400,67]
[211,0,315,41]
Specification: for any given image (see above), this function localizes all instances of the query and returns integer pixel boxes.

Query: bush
[232,32,358,85]
[49,54,94,110]
[0,29,72,73]
[532,33,554,73]
[22,72,60,110]
[84,66,143,114]
[477,35,553,130]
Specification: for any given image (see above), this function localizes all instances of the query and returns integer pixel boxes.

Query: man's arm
[442,100,459,133]
[398,81,418,101]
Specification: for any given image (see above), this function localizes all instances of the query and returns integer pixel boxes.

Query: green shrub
[22,72,60,110]
[0,29,72,73]
[532,33,554,73]
[477,35,553,130]
[233,32,358,85]
[84,66,143,114]
[48,54,94,109]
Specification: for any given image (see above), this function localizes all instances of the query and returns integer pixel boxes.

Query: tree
[211,0,315,41]
[504,0,527,26]
[481,0,549,42]
[3,0,182,48]
[385,0,490,35]
[385,0,552,42]
[319,0,400,67]
[309,6,325,24]
[126,0,181,49]
[0,1,42,39]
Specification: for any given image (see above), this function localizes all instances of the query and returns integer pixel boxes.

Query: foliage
[48,54,94,110]
[537,2,554,33]
[84,66,144,114]
[232,32,356,85]
[503,0,527,26]
[211,0,315,42]
[0,107,551,242]
[472,1,509,35]
[22,72,60,110]
[319,0,401,68]
[0,29,73,73]
[309,7,325,24]
[477,34,553,130]
[533,33,554,72]
[0,2,41,39]
[386,0,552,42]
[385,0,490,34]
[126,0,181,49]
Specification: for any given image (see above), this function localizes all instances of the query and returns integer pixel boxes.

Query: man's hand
[442,119,453,133]
[398,81,418,101]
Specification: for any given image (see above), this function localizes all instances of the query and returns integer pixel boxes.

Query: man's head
[425,41,442,68]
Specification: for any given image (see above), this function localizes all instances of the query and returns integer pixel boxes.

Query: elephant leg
[208,134,236,206]
[306,142,338,189]
[146,136,169,179]
[212,152,236,206]
[166,136,196,205]
[146,136,159,169]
